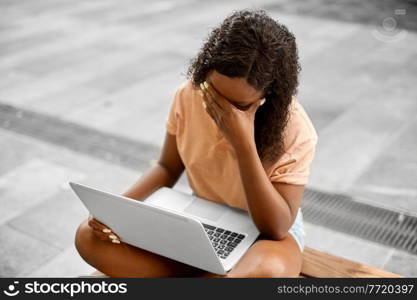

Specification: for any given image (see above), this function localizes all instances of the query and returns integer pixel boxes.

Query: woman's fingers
[201,86,222,125]
[204,81,228,111]
[93,228,121,243]
[87,216,122,244]
[92,228,111,241]
[200,86,213,116]
[88,218,104,231]
[88,215,106,228]
[202,82,225,113]
[89,217,109,232]
[203,95,219,124]
[109,234,121,244]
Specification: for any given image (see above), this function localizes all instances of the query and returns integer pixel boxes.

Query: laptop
[69,182,260,275]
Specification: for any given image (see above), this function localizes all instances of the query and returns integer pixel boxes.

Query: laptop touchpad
[183,199,226,222]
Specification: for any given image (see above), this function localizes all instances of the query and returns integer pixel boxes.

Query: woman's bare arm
[122,132,185,201]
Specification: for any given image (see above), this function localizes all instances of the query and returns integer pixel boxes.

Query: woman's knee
[257,253,291,277]
[74,219,97,263]
[250,240,301,278]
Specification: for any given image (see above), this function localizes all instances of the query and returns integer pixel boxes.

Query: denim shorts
[255,207,306,252]
[288,207,306,252]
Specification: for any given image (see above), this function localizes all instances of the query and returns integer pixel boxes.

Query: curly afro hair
[187,9,301,165]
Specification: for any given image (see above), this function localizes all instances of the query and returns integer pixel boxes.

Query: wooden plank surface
[300,247,402,278]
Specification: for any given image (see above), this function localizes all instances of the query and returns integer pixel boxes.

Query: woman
[75,9,318,278]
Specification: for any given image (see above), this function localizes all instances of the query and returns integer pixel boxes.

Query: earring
[260,98,266,106]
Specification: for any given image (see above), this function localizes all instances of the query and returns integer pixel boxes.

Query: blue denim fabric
[288,207,306,252]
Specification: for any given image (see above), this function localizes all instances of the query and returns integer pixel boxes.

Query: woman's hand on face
[200,81,264,149]
[87,215,122,244]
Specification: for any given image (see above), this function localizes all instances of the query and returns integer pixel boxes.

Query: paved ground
[1,0,416,277]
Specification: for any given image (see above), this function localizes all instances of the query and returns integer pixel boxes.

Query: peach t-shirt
[165,80,318,211]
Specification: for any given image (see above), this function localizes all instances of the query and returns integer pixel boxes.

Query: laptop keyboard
[202,223,245,259]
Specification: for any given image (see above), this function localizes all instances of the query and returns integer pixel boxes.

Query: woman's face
[206,70,264,110]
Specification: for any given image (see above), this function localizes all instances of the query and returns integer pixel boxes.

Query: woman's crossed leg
[75,219,302,278]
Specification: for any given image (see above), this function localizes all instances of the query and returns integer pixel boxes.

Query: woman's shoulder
[175,79,198,98]
[170,79,200,109]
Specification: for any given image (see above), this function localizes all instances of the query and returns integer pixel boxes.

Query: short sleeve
[165,83,185,135]
[269,138,318,185]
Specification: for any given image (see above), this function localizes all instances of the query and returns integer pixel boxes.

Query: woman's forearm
[122,163,181,201]
[234,141,292,240]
